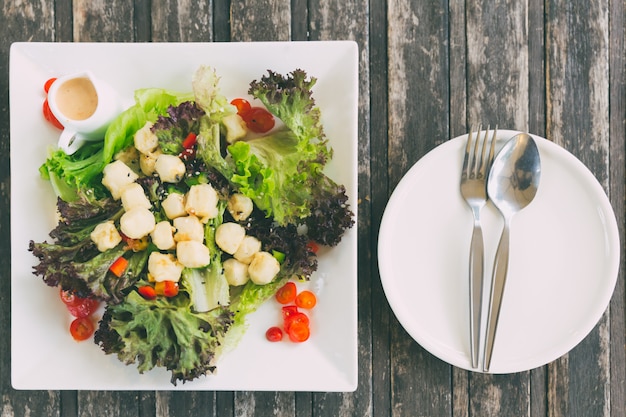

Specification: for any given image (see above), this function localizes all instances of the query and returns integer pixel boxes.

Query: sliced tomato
[287,321,310,343]
[60,289,99,318]
[60,288,79,306]
[275,281,297,304]
[138,285,157,300]
[182,132,197,149]
[44,77,57,93]
[155,280,179,297]
[231,98,251,116]
[265,326,283,342]
[66,297,99,318]
[43,99,63,129]
[281,305,299,321]
[295,290,317,309]
[241,107,275,133]
[69,317,95,341]
[284,311,309,333]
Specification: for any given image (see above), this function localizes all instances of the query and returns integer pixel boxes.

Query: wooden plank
[388,0,452,183]
[234,392,295,416]
[466,0,529,129]
[213,0,231,42]
[72,0,135,42]
[386,0,453,415]
[230,0,291,41]
[469,373,530,415]
[528,1,548,415]
[155,392,216,417]
[545,0,612,416]
[369,0,391,413]
[608,1,626,417]
[150,0,213,42]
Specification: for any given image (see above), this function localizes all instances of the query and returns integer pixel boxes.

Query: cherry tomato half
[231,98,252,116]
[288,321,310,343]
[265,326,283,342]
[60,289,100,318]
[43,99,64,129]
[69,317,95,341]
[67,297,99,318]
[275,281,297,304]
[284,311,310,333]
[60,288,79,306]
[281,305,299,321]
[138,285,157,300]
[155,280,179,298]
[242,107,275,133]
[295,290,317,309]
[44,77,57,93]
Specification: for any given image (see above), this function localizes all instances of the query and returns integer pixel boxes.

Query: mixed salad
[29,66,354,385]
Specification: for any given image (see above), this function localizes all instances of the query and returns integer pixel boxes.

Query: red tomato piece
[295,290,317,309]
[230,98,251,116]
[284,311,310,333]
[44,77,56,93]
[69,317,95,341]
[138,285,157,300]
[281,305,299,321]
[182,132,197,149]
[306,241,320,254]
[60,288,79,306]
[275,281,297,304]
[66,297,100,318]
[288,321,310,343]
[265,326,283,342]
[155,280,179,297]
[241,107,275,133]
[42,99,64,129]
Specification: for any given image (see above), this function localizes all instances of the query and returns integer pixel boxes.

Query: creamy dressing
[55,77,98,120]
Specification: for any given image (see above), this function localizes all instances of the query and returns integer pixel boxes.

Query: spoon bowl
[483,133,541,371]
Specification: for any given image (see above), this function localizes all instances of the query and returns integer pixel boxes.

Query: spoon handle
[483,221,510,372]
[469,219,485,369]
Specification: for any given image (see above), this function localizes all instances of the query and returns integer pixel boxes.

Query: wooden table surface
[1,0,624,416]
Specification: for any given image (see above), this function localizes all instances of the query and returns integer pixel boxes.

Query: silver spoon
[483,133,541,372]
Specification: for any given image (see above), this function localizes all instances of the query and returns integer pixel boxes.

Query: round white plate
[378,130,620,373]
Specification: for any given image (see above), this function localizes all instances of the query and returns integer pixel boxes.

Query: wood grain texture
[230,0,290,41]
[466,0,529,130]
[0,0,624,416]
[150,0,213,42]
[73,0,135,41]
[546,1,614,417]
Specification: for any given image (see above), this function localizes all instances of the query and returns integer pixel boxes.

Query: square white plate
[10,41,358,391]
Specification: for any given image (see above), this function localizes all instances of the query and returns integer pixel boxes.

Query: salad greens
[29,66,354,385]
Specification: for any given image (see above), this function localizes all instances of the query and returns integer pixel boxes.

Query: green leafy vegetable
[197,69,354,245]
[39,88,193,202]
[28,193,139,302]
[95,291,233,385]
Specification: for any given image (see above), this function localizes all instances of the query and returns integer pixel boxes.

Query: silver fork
[460,124,497,369]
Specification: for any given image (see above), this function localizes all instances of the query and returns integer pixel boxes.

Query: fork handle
[469,218,485,369]
[483,221,511,372]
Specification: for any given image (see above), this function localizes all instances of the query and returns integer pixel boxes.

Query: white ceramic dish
[378,130,620,374]
[10,41,358,391]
